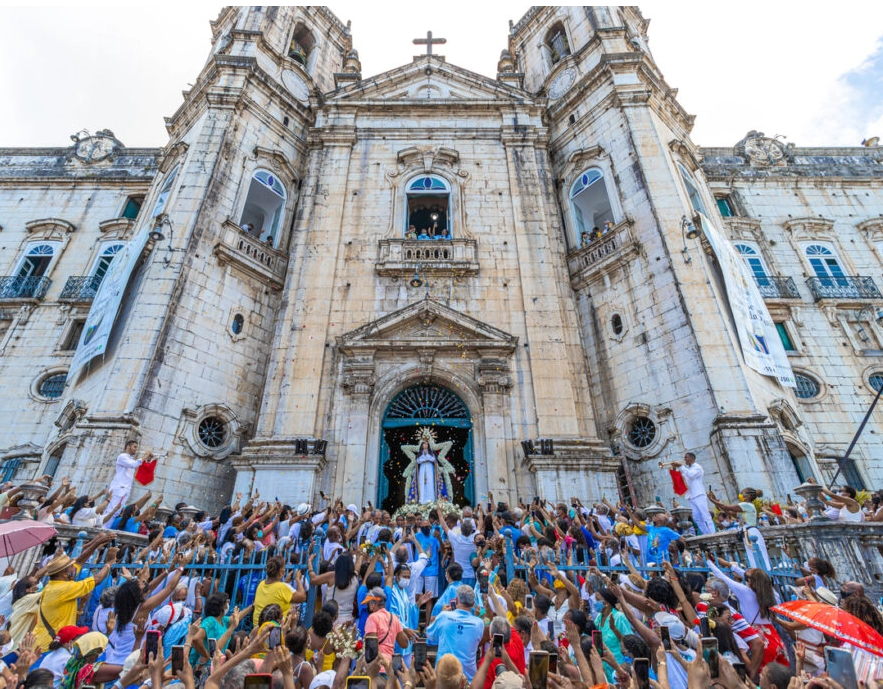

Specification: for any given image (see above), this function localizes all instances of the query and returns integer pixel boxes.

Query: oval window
[231,313,244,335]
[611,314,623,335]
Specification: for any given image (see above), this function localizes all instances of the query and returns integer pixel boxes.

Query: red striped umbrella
[0,520,57,558]
[772,599,883,657]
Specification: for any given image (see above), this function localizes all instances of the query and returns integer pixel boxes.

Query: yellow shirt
[252,580,293,626]
[305,644,336,672]
[34,577,96,649]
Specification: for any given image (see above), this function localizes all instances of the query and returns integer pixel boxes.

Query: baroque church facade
[1,6,882,512]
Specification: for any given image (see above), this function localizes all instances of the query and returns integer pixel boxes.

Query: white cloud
[0,3,881,148]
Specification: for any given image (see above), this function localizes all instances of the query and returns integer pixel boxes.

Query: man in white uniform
[106,439,144,518]
[676,452,716,535]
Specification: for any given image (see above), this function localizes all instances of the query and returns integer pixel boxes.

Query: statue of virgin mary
[402,429,455,503]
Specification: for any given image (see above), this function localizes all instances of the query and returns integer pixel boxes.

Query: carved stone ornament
[735,131,793,167]
[341,354,377,395]
[69,129,122,164]
[54,398,88,432]
[175,403,247,460]
[476,357,512,393]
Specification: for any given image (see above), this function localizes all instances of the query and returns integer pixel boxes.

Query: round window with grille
[794,373,821,400]
[197,416,228,449]
[869,373,883,393]
[38,372,67,399]
[627,417,656,448]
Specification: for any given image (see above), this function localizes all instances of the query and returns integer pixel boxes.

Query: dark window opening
[18,244,55,277]
[231,313,244,335]
[62,320,86,351]
[716,196,735,218]
[198,416,228,449]
[775,322,795,351]
[838,458,866,490]
[611,313,623,335]
[39,372,67,399]
[122,196,144,220]
[789,449,814,484]
[406,176,451,239]
[545,22,571,64]
[628,417,656,449]
[289,23,316,66]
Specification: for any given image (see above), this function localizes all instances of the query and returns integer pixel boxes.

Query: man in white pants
[676,452,716,535]
[106,439,143,518]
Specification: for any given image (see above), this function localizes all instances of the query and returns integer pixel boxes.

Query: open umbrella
[772,599,883,657]
[0,520,57,558]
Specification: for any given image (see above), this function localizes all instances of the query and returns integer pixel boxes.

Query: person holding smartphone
[363,588,414,661]
[473,618,526,689]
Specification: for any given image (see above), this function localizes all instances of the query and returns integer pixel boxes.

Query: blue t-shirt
[415,532,441,576]
[426,609,485,680]
[647,525,680,564]
[163,525,179,538]
[110,516,140,533]
[237,571,263,608]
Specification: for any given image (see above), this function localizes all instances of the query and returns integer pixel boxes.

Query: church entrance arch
[379,384,473,512]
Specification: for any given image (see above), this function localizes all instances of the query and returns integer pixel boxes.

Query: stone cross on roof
[413,31,446,57]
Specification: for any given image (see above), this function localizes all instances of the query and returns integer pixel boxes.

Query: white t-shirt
[681,463,706,499]
[447,531,476,575]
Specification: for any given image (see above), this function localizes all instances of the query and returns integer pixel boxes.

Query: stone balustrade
[566,219,638,288]
[375,238,479,276]
[213,220,288,289]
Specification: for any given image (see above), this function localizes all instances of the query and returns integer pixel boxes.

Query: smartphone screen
[244,674,273,689]
[659,625,672,652]
[413,639,427,670]
[493,633,503,658]
[346,679,370,689]
[207,637,217,656]
[546,619,555,638]
[525,594,533,611]
[591,630,604,656]
[392,654,404,672]
[171,645,185,675]
[268,626,282,649]
[365,634,379,664]
[825,647,858,688]
[699,617,711,638]
[701,638,719,679]
[634,658,650,689]
[479,572,489,594]
[528,651,549,689]
[548,652,558,675]
[144,630,161,662]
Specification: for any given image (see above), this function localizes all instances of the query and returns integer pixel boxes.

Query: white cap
[346,503,359,514]
[310,671,337,689]
[296,502,311,516]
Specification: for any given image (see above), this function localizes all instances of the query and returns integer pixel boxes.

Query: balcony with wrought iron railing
[59,275,103,302]
[0,276,51,301]
[375,238,479,277]
[805,275,882,302]
[566,219,639,289]
[753,275,801,300]
[213,220,288,290]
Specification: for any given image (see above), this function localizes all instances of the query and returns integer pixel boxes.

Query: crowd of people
[0,444,881,689]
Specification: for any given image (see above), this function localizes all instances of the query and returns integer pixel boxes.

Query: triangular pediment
[337,298,518,355]
[328,56,531,105]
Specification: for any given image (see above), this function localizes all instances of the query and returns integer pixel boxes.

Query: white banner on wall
[69,228,151,379]
[699,214,796,388]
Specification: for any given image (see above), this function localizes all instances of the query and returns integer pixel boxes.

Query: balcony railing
[566,219,638,288]
[213,220,288,290]
[59,275,103,302]
[0,276,51,300]
[375,238,479,277]
[753,275,801,299]
[805,275,882,302]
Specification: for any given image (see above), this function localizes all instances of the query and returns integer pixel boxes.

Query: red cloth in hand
[670,469,688,496]
[134,458,156,486]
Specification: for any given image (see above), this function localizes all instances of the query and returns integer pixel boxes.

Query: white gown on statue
[416,450,436,503]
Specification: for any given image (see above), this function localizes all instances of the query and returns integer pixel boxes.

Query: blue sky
[0,3,881,149]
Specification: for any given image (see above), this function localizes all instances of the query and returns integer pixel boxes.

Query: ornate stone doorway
[379,384,473,512]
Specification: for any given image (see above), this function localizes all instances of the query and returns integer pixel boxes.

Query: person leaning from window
[417,228,431,240]
[405,225,418,240]
[580,230,590,248]
[34,534,118,650]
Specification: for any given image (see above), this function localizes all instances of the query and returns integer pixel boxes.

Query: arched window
[151,166,179,218]
[406,175,451,240]
[239,170,287,248]
[17,243,56,277]
[677,164,708,216]
[289,23,316,71]
[91,243,125,286]
[569,168,614,244]
[545,22,571,65]
[805,244,848,286]
[734,243,771,286]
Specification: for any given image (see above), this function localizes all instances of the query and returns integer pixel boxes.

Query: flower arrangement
[393,499,460,520]
[327,625,361,660]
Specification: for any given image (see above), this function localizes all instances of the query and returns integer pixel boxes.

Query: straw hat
[45,554,74,576]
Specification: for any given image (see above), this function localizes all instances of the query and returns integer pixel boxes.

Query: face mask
[399,578,411,589]
[421,527,431,536]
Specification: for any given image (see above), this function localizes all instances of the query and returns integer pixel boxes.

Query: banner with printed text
[699,214,796,388]
[68,227,150,379]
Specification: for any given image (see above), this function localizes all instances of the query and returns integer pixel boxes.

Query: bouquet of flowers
[393,499,460,520]
[327,625,362,660]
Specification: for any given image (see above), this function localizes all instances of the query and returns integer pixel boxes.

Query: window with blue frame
[406,175,451,239]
